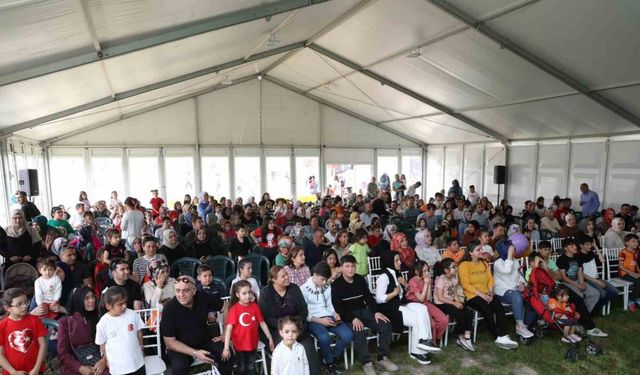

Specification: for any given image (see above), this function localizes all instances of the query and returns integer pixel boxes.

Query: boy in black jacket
[331,255,397,375]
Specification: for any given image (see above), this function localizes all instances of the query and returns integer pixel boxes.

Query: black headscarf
[66,285,98,326]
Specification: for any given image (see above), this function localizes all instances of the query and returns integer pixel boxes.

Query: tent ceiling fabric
[1,0,640,145]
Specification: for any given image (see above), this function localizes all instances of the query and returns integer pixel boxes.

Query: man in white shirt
[452,198,467,222]
[70,203,86,229]
[359,203,380,227]
[471,203,490,229]
[467,185,480,206]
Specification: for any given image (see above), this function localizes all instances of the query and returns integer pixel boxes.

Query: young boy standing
[619,233,640,312]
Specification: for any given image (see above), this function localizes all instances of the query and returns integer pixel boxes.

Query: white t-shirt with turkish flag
[95,308,145,375]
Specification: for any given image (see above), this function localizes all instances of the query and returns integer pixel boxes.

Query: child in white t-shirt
[96,286,146,375]
[34,259,62,319]
[271,316,309,375]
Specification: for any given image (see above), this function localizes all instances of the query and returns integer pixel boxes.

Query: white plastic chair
[136,308,167,375]
[367,274,380,294]
[368,257,381,274]
[604,248,634,311]
[313,332,350,370]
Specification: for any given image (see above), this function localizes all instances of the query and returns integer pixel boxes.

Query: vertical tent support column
[229,147,235,201]
[158,148,167,201]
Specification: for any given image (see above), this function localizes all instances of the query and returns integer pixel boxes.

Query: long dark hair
[261,217,275,243]
[99,286,128,316]
[462,240,481,262]
[230,280,252,306]
[433,258,455,278]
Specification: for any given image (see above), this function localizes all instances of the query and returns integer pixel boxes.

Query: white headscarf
[161,228,179,249]
[5,209,41,244]
[383,224,397,242]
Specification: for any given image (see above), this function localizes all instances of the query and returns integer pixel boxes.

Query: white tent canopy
[1,0,638,144]
[1,0,640,221]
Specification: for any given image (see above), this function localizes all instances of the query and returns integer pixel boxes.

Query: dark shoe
[409,352,432,365]
[326,362,337,375]
[417,339,442,352]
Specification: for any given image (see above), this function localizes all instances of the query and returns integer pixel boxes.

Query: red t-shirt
[150,197,165,212]
[253,227,282,248]
[227,302,264,351]
[0,314,47,375]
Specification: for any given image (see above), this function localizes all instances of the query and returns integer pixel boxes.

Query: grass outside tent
[342,306,640,375]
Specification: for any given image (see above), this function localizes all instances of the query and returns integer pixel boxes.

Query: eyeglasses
[177,276,195,285]
[10,301,29,308]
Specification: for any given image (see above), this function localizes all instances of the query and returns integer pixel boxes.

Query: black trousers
[436,303,473,336]
[236,350,257,375]
[465,296,508,339]
[167,340,234,375]
[122,365,146,375]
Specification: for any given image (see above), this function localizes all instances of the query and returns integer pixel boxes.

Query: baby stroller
[2,262,39,297]
[524,267,602,361]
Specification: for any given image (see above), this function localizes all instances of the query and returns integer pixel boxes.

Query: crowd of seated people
[1,178,639,375]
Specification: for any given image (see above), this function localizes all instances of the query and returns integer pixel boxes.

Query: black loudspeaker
[494,165,506,185]
[18,169,39,196]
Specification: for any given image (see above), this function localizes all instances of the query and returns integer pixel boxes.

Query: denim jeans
[307,318,353,365]
[586,279,618,313]
[497,289,537,326]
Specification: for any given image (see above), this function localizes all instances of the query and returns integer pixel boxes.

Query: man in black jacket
[331,255,397,375]
[16,191,40,222]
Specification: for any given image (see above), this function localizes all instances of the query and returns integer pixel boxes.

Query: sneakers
[376,356,399,372]
[456,337,476,352]
[561,336,574,344]
[629,302,637,312]
[410,352,432,365]
[516,325,534,339]
[463,338,475,352]
[417,339,442,352]
[494,335,519,350]
[363,362,376,375]
[569,334,582,342]
[586,328,608,337]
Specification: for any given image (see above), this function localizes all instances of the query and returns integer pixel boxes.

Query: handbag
[66,315,102,367]
[73,343,102,367]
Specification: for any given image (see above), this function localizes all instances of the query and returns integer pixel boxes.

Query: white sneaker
[516,325,534,339]
[587,328,608,337]
[569,334,582,342]
[463,338,476,352]
[495,335,518,349]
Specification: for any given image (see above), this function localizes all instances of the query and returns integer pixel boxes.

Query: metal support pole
[565,141,573,200]
[193,98,202,194]
[229,148,235,201]
[158,148,167,201]
[122,148,130,197]
[600,140,610,208]
[532,142,540,201]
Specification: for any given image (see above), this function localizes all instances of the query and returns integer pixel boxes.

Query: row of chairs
[169,254,270,288]
[364,246,634,348]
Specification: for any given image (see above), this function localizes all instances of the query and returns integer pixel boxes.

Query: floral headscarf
[383,224,397,242]
[147,258,169,285]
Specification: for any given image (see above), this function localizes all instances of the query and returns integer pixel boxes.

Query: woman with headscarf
[447,179,463,198]
[142,258,176,309]
[603,217,625,249]
[374,224,397,255]
[58,285,109,375]
[1,209,42,267]
[159,228,186,265]
[414,230,440,268]
[187,227,220,260]
[348,212,363,235]
[32,215,50,240]
[390,232,416,270]
[374,251,440,364]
